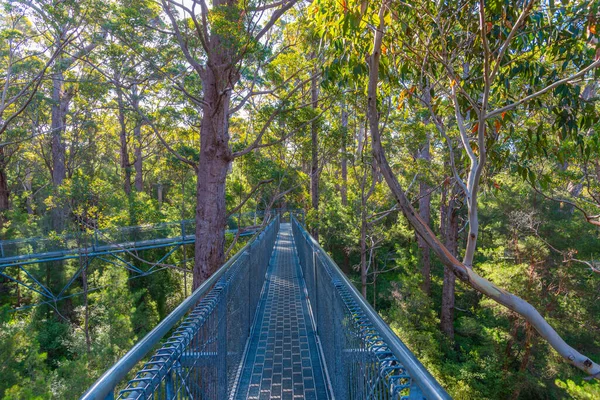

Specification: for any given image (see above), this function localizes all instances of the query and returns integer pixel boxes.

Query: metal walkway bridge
[82,215,450,400]
[0,212,266,310]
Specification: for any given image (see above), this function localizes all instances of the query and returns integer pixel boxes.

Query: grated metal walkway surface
[235,223,329,400]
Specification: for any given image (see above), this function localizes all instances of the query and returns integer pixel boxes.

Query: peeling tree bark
[367,3,600,378]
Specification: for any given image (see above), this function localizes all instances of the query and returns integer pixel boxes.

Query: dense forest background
[0,0,599,398]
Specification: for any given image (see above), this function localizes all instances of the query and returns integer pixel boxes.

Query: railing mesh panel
[292,217,415,400]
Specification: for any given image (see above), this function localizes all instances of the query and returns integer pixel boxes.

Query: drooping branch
[531,185,600,228]
[487,59,600,119]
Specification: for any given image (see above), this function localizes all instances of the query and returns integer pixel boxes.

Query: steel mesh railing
[82,216,279,400]
[291,215,450,400]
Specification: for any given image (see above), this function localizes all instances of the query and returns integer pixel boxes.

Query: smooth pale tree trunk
[116,87,132,196]
[51,71,68,187]
[367,4,600,377]
[193,66,233,289]
[157,183,164,204]
[310,71,319,240]
[357,124,365,157]
[417,135,431,294]
[134,123,143,192]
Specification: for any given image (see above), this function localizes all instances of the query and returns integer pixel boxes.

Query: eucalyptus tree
[11,0,107,233]
[0,2,65,227]
[134,0,327,288]
[314,0,600,377]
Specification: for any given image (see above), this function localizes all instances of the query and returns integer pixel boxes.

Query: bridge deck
[235,223,329,400]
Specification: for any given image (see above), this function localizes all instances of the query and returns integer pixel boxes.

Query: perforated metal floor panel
[235,224,329,400]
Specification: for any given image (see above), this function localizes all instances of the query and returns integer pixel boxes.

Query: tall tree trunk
[440,180,458,339]
[82,263,91,353]
[48,67,73,317]
[193,66,233,289]
[340,104,350,274]
[341,106,348,207]
[51,71,68,187]
[133,86,143,192]
[511,322,534,399]
[24,168,33,214]
[50,69,72,233]
[0,147,9,231]
[417,134,431,294]
[310,70,319,240]
[116,87,132,196]
[360,204,367,298]
[0,148,8,301]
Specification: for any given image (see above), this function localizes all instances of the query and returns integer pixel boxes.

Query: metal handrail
[291,215,451,400]
[81,216,279,400]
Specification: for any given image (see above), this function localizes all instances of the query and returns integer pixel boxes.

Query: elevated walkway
[0,212,268,309]
[235,224,329,399]
[82,214,451,400]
